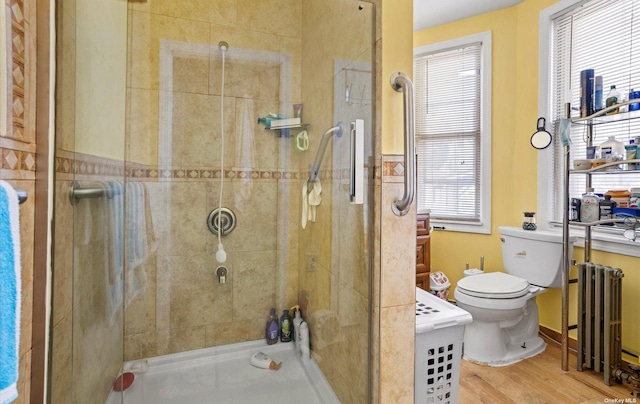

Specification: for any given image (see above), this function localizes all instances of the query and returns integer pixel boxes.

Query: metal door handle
[350,119,364,204]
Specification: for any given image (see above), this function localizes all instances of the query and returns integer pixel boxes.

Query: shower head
[219,41,229,52]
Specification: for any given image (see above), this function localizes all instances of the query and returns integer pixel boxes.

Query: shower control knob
[216,266,228,284]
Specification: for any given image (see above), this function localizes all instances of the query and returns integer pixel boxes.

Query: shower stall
[50,0,375,403]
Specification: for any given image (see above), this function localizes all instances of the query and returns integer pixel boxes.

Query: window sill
[430,219,491,235]
[547,224,640,257]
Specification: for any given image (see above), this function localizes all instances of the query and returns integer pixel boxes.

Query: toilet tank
[499,226,576,288]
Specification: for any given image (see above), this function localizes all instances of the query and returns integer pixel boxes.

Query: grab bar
[390,72,415,216]
[68,181,119,205]
[307,122,344,190]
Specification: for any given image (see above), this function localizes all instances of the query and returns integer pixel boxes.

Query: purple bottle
[266,308,279,345]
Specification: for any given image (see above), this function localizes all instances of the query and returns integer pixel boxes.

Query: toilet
[453,226,576,366]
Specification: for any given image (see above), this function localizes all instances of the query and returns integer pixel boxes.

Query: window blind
[414,44,482,222]
[550,0,640,223]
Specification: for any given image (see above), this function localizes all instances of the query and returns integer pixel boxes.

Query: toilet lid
[457,272,530,298]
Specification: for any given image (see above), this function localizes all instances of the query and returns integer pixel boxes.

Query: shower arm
[307,122,343,191]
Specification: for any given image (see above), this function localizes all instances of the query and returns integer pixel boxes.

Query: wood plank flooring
[457,335,637,403]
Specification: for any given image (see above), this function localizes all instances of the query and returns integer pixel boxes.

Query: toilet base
[460,297,546,366]
[463,335,546,367]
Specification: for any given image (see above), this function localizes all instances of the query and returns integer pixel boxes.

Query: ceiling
[414,0,524,31]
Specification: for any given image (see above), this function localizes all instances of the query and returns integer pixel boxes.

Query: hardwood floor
[457,335,636,403]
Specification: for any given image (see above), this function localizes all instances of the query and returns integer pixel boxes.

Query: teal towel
[0,180,21,404]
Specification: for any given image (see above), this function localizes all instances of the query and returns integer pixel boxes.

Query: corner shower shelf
[265,123,309,131]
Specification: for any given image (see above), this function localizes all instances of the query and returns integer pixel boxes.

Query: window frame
[538,0,640,257]
[413,31,492,234]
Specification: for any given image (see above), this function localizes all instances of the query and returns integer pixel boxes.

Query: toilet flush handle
[500,237,505,243]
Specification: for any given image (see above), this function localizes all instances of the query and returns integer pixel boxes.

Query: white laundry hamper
[415,287,472,404]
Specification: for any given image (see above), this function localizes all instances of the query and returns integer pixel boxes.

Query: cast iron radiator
[577,262,624,385]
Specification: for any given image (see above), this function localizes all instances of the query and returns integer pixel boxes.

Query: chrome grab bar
[307,122,343,191]
[390,72,415,216]
[68,181,119,205]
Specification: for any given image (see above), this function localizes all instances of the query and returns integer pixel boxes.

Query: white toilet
[453,226,576,366]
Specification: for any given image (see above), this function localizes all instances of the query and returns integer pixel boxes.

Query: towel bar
[15,188,27,204]
[68,181,119,205]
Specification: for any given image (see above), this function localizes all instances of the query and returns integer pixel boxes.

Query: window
[414,32,492,234]
[539,0,640,256]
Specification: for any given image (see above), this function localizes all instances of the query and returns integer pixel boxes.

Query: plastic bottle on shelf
[598,136,625,168]
[581,188,600,224]
[605,85,622,115]
[625,140,637,170]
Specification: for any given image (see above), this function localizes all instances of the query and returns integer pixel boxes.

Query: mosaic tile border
[54,151,382,182]
[10,0,27,142]
[1,146,35,171]
[382,159,405,178]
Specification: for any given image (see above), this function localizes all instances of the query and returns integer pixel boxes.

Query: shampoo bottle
[291,306,303,354]
[280,310,293,342]
[299,320,310,361]
[266,308,279,345]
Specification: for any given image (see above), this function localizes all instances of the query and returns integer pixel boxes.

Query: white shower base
[106,340,339,404]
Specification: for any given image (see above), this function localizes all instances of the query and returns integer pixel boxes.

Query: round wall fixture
[207,207,237,236]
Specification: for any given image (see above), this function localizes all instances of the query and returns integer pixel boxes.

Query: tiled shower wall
[123,0,304,358]
[0,0,37,401]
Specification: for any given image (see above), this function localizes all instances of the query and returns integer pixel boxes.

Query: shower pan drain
[207,207,237,236]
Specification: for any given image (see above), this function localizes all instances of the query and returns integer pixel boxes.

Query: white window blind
[550,0,640,224]
[414,43,483,224]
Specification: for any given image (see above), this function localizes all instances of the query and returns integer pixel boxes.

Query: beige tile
[236,0,301,39]
[170,92,236,167]
[279,36,302,104]
[165,181,209,255]
[50,315,72,404]
[205,318,264,347]
[230,250,277,321]
[129,12,211,91]
[124,254,157,336]
[165,326,206,355]
[380,304,415,403]
[124,333,140,361]
[380,180,416,308]
[156,0,237,25]
[165,255,232,329]
[172,53,210,94]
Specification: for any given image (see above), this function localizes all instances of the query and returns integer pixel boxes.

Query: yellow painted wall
[74,0,127,160]
[381,0,413,154]
[415,0,640,358]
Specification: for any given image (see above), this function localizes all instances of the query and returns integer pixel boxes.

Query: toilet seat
[457,272,529,299]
